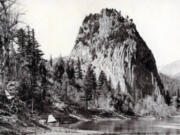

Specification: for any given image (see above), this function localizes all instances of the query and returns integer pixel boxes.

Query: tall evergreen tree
[39,60,47,99]
[83,64,96,109]
[66,60,75,80]
[16,27,44,104]
[26,28,43,101]
[49,55,53,67]
[165,90,171,106]
[107,77,112,91]
[53,57,65,84]
[177,89,180,98]
[75,57,82,79]
[62,72,69,102]
[39,60,47,111]
[98,70,108,90]
[116,82,121,94]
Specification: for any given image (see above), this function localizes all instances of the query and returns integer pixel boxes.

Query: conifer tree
[39,60,47,111]
[116,82,121,94]
[17,27,44,103]
[165,90,171,106]
[75,57,82,79]
[83,64,96,109]
[53,57,65,84]
[107,77,112,91]
[49,55,53,67]
[177,89,180,98]
[62,72,69,101]
[98,70,107,90]
[66,60,75,80]
[39,60,47,99]
[16,28,29,80]
[102,81,109,96]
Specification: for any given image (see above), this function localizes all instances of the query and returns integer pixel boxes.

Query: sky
[18,0,180,67]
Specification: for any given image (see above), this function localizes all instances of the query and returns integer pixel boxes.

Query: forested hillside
[160,73,180,97]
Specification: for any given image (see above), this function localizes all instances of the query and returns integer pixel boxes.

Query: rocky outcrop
[70,9,164,102]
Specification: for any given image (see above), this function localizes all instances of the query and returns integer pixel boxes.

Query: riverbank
[21,111,175,134]
[24,127,106,135]
[24,115,180,135]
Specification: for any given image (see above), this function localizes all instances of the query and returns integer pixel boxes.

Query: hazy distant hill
[159,60,180,78]
[159,60,180,96]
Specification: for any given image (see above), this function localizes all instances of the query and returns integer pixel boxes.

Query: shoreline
[22,114,180,135]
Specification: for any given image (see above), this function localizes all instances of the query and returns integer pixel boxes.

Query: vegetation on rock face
[71,8,164,106]
[134,95,176,117]
[160,73,180,97]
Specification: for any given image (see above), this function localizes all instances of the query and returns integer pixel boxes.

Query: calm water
[62,116,180,135]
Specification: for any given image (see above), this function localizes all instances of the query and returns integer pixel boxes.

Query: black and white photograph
[0,0,180,134]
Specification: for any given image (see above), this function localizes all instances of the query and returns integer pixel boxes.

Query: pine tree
[39,60,47,111]
[62,72,69,102]
[177,89,180,98]
[16,27,44,104]
[17,28,30,80]
[165,90,171,106]
[107,77,112,91]
[66,60,75,80]
[49,55,53,67]
[17,29,26,57]
[98,70,107,90]
[102,81,109,95]
[53,57,65,84]
[39,60,47,99]
[116,82,121,94]
[83,64,96,109]
[75,57,82,79]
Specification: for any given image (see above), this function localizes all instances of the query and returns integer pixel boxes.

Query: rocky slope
[70,8,164,102]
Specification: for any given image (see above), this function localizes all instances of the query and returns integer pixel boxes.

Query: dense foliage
[160,73,180,97]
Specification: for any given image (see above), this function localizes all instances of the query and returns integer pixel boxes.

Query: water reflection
[62,116,180,135]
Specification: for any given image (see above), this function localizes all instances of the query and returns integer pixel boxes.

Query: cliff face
[70,9,164,101]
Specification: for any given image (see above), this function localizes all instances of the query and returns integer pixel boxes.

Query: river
[61,116,180,135]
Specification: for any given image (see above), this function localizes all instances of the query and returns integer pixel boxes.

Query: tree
[98,70,107,90]
[98,81,111,108]
[66,60,75,80]
[26,28,43,101]
[39,60,47,99]
[74,57,82,79]
[91,67,97,105]
[83,64,96,109]
[0,0,20,82]
[165,90,171,106]
[53,57,65,84]
[177,89,180,98]
[49,55,53,67]
[37,59,47,111]
[116,82,121,94]
[107,77,112,92]
[62,72,69,102]
[16,27,45,109]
